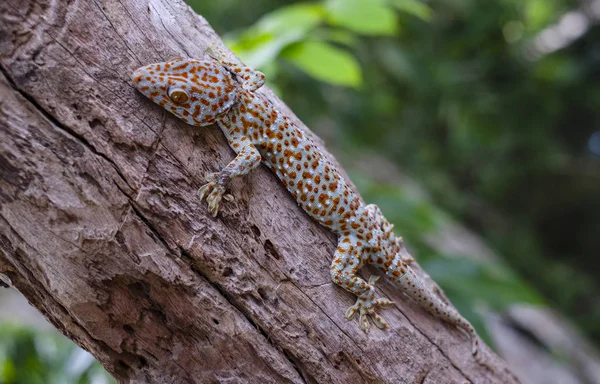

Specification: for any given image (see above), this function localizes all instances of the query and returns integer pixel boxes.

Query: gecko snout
[131,67,148,87]
[131,72,142,85]
[131,65,158,101]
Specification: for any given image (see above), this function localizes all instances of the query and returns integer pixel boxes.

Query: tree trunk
[0,0,519,382]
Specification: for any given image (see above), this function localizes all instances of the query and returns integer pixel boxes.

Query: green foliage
[282,41,362,87]
[324,0,398,36]
[0,323,114,384]
[224,0,433,87]
[228,3,323,69]
[524,0,561,31]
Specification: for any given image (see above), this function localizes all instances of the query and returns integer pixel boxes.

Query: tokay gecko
[131,46,481,359]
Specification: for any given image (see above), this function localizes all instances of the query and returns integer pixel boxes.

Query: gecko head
[131,57,239,126]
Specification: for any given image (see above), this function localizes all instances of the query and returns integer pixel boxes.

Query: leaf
[229,30,307,69]
[226,3,326,69]
[256,3,324,34]
[386,0,432,21]
[525,0,556,31]
[282,41,363,87]
[1,360,17,383]
[324,0,398,36]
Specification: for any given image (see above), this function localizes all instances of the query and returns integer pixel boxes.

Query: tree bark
[0,0,519,383]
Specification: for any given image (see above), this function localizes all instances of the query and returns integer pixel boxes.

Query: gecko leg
[330,239,394,332]
[385,253,480,357]
[199,138,261,216]
[206,43,265,92]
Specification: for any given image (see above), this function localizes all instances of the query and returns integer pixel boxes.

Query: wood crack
[0,64,136,194]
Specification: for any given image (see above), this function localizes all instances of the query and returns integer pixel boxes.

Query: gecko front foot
[345,276,394,333]
[198,172,233,216]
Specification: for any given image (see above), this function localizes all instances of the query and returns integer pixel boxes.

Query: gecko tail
[388,262,481,358]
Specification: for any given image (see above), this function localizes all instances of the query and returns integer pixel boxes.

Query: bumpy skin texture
[131,49,481,358]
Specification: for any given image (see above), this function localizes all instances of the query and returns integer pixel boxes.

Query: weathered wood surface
[0,1,519,383]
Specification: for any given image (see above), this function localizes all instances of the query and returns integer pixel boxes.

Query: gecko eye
[168,88,189,104]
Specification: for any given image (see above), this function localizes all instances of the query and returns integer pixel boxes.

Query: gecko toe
[359,313,370,333]
[198,183,211,201]
[346,293,392,333]
[345,304,359,321]
[371,312,390,329]
[199,177,231,217]
[374,298,394,307]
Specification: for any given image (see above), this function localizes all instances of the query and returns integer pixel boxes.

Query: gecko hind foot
[345,276,394,333]
[198,172,233,216]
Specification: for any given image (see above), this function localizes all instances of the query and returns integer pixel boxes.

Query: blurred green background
[2,0,599,382]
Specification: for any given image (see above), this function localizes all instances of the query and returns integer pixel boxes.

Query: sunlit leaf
[1,360,17,383]
[525,0,557,31]
[256,3,324,34]
[229,30,307,69]
[282,41,363,87]
[226,3,326,69]
[324,0,398,36]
